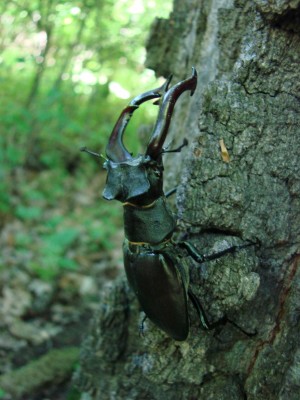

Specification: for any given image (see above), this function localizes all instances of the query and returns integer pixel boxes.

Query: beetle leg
[188,289,210,330]
[188,288,228,330]
[226,318,257,337]
[161,138,188,155]
[139,314,148,337]
[178,241,255,264]
[184,241,258,337]
[162,138,189,199]
[188,288,227,331]
[165,187,177,198]
[189,289,257,337]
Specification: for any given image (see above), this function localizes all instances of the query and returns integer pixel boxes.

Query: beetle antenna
[80,147,107,161]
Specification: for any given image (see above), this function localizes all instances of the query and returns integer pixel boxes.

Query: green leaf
[59,258,79,270]
[15,205,42,221]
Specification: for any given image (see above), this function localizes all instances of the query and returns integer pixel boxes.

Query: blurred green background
[0,0,172,280]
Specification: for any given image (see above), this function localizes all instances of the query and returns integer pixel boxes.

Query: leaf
[219,139,230,163]
[16,205,43,221]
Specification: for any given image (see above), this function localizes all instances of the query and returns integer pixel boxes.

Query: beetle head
[102,68,197,205]
[102,155,164,205]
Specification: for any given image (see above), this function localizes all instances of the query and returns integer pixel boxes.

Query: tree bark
[75,1,300,399]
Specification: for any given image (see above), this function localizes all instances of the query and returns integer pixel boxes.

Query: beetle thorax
[123,196,176,245]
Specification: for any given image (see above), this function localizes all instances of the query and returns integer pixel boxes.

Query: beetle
[82,68,254,341]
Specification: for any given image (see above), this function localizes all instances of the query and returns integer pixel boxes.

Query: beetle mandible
[82,68,253,341]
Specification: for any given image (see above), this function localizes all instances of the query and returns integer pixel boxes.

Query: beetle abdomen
[123,240,189,341]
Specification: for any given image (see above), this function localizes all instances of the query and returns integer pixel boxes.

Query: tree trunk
[75,1,300,399]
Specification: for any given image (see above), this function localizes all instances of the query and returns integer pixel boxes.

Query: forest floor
[0,169,123,400]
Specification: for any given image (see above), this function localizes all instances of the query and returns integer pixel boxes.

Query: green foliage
[0,0,171,171]
[0,346,79,398]
[28,226,81,281]
[0,388,6,399]
[66,385,82,400]
[10,166,123,281]
[0,0,172,280]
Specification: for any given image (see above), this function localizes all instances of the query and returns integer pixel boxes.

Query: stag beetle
[82,68,254,341]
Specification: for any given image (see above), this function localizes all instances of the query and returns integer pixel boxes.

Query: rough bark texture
[75,1,300,399]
